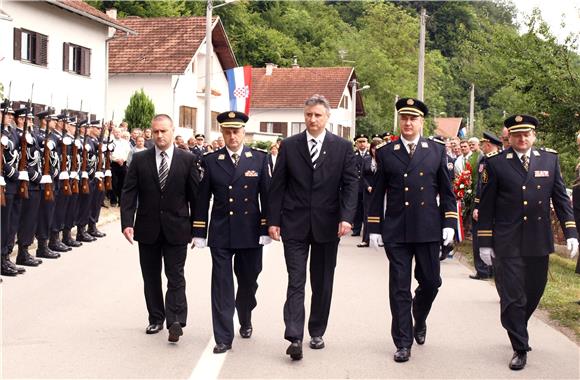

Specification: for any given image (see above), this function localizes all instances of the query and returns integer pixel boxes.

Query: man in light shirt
[111,127,131,206]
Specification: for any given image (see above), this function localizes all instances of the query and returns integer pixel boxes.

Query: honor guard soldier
[477,115,579,370]
[193,111,270,354]
[368,98,457,363]
[1,100,26,276]
[61,116,83,248]
[87,120,106,238]
[34,109,60,259]
[14,107,44,266]
[75,120,97,243]
[352,133,369,236]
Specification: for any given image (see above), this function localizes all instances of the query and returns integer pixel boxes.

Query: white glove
[479,247,495,266]
[259,235,272,245]
[369,234,383,250]
[442,228,455,246]
[567,238,578,259]
[193,238,207,249]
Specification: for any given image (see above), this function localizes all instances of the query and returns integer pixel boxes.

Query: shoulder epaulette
[251,147,267,153]
[203,151,214,156]
[376,141,387,149]
[540,147,558,154]
[486,151,499,158]
[428,136,446,145]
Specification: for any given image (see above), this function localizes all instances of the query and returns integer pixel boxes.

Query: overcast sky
[512,0,579,46]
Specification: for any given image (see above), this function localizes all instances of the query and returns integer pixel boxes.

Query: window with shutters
[179,106,197,129]
[291,122,306,136]
[211,111,220,132]
[13,28,48,67]
[63,42,91,76]
[259,122,288,137]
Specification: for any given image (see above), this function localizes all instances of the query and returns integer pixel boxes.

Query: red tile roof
[109,16,236,74]
[434,117,463,138]
[251,67,355,109]
[48,0,132,32]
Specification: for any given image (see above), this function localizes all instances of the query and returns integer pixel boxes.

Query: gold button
[420,187,424,191]
[244,185,248,189]
[537,185,541,189]
[229,211,233,215]
[405,202,409,206]
[538,217,542,220]
[538,201,542,204]
[404,173,408,178]
[523,201,527,205]
[244,211,248,215]
[421,201,425,206]
[419,172,424,176]
[522,186,526,190]
[523,216,527,221]
[405,187,409,192]
[229,198,234,202]
[228,185,232,189]
[244,198,248,202]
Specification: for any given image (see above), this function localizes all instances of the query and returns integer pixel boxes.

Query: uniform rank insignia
[447,162,454,170]
[534,170,549,177]
[394,144,401,151]
[506,153,513,159]
[478,163,484,173]
[421,142,428,148]
[244,170,258,177]
[218,154,225,160]
[482,168,489,184]
[533,150,540,156]
[245,151,252,158]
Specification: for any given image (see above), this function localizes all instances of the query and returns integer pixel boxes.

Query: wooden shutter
[13,28,21,61]
[37,33,48,66]
[82,47,91,76]
[63,42,69,71]
[260,122,268,133]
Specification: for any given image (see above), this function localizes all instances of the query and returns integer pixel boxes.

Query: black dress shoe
[309,336,325,349]
[239,325,253,338]
[5,259,25,274]
[88,224,106,238]
[16,253,42,267]
[145,323,163,334]
[509,351,527,370]
[1,260,18,276]
[394,347,411,362]
[168,322,183,342]
[213,343,232,354]
[286,340,303,360]
[469,274,490,280]
[356,242,369,248]
[414,324,426,345]
[77,227,97,242]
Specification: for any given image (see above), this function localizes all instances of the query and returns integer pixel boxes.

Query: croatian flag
[225,65,252,115]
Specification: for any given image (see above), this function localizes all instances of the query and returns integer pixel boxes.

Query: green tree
[124,89,155,131]
[87,0,190,17]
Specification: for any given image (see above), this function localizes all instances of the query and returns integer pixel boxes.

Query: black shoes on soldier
[88,223,106,238]
[286,340,303,360]
[394,347,411,362]
[509,351,527,370]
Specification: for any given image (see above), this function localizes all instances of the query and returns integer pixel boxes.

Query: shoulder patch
[376,142,387,150]
[540,147,558,154]
[486,151,499,158]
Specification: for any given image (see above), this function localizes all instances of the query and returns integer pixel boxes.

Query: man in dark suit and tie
[367,98,457,363]
[268,94,358,361]
[121,114,199,343]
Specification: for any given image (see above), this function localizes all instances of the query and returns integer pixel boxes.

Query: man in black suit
[121,114,199,343]
[352,134,369,236]
[367,98,457,363]
[478,114,578,370]
[268,94,358,361]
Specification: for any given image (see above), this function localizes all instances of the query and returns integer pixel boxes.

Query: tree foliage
[124,89,155,131]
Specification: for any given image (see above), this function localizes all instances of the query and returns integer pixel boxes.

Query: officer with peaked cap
[367,97,457,363]
[352,133,369,236]
[87,120,107,238]
[74,120,97,243]
[61,116,83,248]
[478,114,579,370]
[193,110,270,354]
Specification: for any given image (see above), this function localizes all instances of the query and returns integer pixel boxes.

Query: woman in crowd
[358,140,380,248]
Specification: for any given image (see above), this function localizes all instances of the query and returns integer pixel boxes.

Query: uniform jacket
[354,149,369,193]
[15,126,42,190]
[478,147,577,257]
[1,126,20,194]
[121,147,200,245]
[361,155,378,192]
[367,136,457,243]
[268,130,358,243]
[193,145,269,249]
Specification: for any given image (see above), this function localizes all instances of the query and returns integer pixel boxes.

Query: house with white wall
[107,14,237,141]
[0,0,133,120]
[247,64,366,143]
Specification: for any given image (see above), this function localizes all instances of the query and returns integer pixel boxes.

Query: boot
[49,231,72,252]
[88,223,106,238]
[62,229,82,248]
[1,256,18,276]
[76,225,96,242]
[16,245,42,266]
[36,240,60,259]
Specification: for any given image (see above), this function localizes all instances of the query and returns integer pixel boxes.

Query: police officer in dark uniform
[367,98,457,363]
[477,115,578,370]
[193,111,270,354]
[34,109,60,259]
[1,100,26,276]
[88,120,107,238]
[469,131,502,279]
[352,134,369,236]
[190,133,207,176]
[62,116,82,248]
[14,107,44,266]
[75,121,97,243]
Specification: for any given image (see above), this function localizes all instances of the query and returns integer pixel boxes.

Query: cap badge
[515,115,523,122]
[228,112,236,118]
[406,99,414,106]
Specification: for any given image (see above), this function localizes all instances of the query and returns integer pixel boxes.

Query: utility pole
[469,83,475,135]
[393,94,399,134]
[417,8,426,101]
[351,79,357,134]
[204,0,213,140]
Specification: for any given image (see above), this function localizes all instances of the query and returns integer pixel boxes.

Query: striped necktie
[408,142,416,158]
[521,154,529,171]
[159,151,168,190]
[232,153,240,167]
[310,138,320,167]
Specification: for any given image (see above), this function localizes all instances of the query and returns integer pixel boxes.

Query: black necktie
[310,139,320,167]
[408,143,416,158]
[521,155,529,171]
[232,153,240,167]
[159,151,168,190]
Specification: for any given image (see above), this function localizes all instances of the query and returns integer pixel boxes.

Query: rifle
[59,116,72,196]
[0,114,5,206]
[80,123,90,194]
[96,119,106,192]
[104,114,114,191]
[70,122,80,194]
[41,117,54,201]
[17,119,29,199]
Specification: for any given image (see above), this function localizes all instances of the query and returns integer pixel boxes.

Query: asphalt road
[2,219,579,379]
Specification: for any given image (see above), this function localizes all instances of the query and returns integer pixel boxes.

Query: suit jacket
[121,146,199,245]
[268,130,358,243]
[354,149,369,193]
[478,147,577,257]
[367,137,457,243]
[193,146,269,249]
[361,155,377,192]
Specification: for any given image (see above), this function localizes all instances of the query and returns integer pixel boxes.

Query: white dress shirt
[155,143,174,174]
[515,149,531,166]
[226,146,244,165]
[111,138,132,162]
[399,135,420,154]
[306,129,326,151]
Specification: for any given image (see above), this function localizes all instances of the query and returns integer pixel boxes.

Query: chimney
[291,56,299,69]
[106,8,117,20]
[265,63,277,76]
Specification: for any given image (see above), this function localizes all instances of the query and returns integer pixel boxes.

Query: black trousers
[282,238,339,342]
[76,192,91,227]
[1,193,16,256]
[362,190,372,244]
[7,195,21,252]
[64,193,79,229]
[110,162,126,205]
[472,219,492,277]
[352,191,364,234]
[89,180,105,224]
[384,242,442,349]
[210,247,263,345]
[17,189,41,246]
[494,255,548,352]
[36,186,56,241]
[52,185,69,232]
[138,230,188,328]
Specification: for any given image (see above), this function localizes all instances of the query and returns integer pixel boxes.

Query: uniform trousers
[138,229,188,328]
[36,185,56,241]
[64,193,79,229]
[1,193,16,255]
[17,189,41,246]
[210,247,263,345]
[7,195,21,251]
[352,191,364,234]
[77,191,91,227]
[52,185,69,232]
[110,162,126,205]
[494,255,548,352]
[362,190,372,244]
[384,242,441,349]
[89,180,105,224]
[282,238,339,342]
[472,219,492,277]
